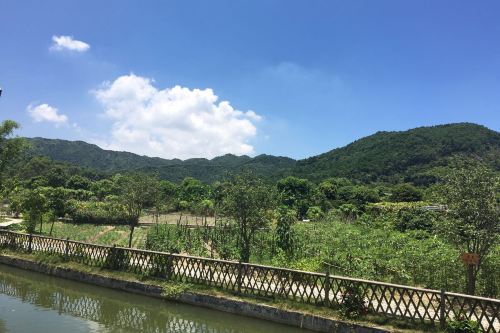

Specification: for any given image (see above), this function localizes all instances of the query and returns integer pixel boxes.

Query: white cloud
[27,103,68,126]
[93,74,261,159]
[50,35,90,52]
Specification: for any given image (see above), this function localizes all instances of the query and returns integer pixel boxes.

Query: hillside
[292,123,500,183]
[26,138,296,183]
[25,123,500,184]
[27,138,176,172]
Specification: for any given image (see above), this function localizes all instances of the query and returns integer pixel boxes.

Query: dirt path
[0,218,23,228]
[88,226,115,243]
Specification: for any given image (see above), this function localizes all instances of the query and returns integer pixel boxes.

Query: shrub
[149,254,173,279]
[447,314,480,333]
[68,200,134,225]
[339,284,367,318]
[306,206,323,221]
[395,207,437,232]
[389,183,422,202]
[104,247,128,270]
[337,203,360,222]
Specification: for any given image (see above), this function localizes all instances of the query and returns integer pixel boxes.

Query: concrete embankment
[0,254,392,333]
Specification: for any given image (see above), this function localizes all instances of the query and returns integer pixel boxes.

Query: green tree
[66,175,92,190]
[117,174,157,247]
[42,187,68,235]
[176,200,189,225]
[277,176,314,218]
[21,189,48,233]
[0,120,25,190]
[306,206,323,221]
[222,173,276,262]
[338,203,360,222]
[90,179,119,201]
[390,183,422,202]
[199,199,214,226]
[439,159,499,295]
[178,177,210,210]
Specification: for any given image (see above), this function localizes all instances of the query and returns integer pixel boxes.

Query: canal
[0,265,313,333]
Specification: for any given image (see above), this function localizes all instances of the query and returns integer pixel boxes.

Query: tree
[176,200,189,225]
[306,206,323,221]
[178,177,210,211]
[390,183,422,202]
[275,206,296,255]
[117,174,157,247]
[90,179,119,201]
[222,173,276,262]
[439,158,499,295]
[199,199,214,226]
[66,175,92,190]
[277,176,314,218]
[0,120,25,190]
[21,189,48,233]
[338,203,360,222]
[42,187,68,235]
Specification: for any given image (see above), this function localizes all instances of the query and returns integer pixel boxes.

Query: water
[0,265,313,333]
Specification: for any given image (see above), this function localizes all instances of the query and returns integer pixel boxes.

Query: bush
[148,254,173,278]
[390,183,422,202]
[306,206,323,221]
[337,203,360,222]
[447,314,480,333]
[104,247,128,270]
[395,207,437,232]
[68,200,134,225]
[339,284,367,318]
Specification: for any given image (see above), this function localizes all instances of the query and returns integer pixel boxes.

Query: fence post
[9,232,15,249]
[439,289,446,329]
[237,261,243,294]
[64,238,70,259]
[28,234,33,253]
[324,271,331,307]
[166,254,173,280]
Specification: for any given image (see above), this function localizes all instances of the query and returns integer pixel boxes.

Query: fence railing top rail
[444,291,500,303]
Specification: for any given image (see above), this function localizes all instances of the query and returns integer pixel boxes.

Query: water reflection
[0,265,310,333]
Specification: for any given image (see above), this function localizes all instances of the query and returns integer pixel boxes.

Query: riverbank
[0,250,435,333]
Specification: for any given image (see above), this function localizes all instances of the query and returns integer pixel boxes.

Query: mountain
[25,123,499,184]
[27,138,176,172]
[25,138,296,183]
[292,123,500,183]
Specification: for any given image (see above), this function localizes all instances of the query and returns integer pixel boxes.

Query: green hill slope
[292,123,500,183]
[26,138,296,183]
[25,123,499,184]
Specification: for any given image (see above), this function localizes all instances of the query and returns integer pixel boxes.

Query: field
[144,214,500,298]
[139,212,215,226]
[37,222,149,248]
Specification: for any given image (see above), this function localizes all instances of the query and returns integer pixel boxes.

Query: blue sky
[1,1,499,159]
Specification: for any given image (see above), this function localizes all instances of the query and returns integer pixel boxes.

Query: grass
[11,221,150,249]
[0,248,444,333]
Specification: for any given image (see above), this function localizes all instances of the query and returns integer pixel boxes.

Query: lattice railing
[0,230,498,332]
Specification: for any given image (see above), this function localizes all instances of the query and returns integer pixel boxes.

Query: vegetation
[0,120,26,190]
[220,173,276,262]
[438,158,499,295]
[25,123,499,184]
[292,123,499,183]
[1,119,499,299]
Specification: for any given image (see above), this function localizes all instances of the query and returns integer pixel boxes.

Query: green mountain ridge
[25,123,500,183]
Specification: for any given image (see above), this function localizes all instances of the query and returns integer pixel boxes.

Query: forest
[1,119,499,299]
